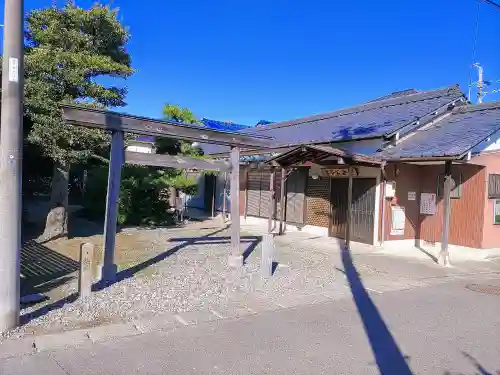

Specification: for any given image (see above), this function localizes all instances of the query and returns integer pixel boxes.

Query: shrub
[82,165,198,226]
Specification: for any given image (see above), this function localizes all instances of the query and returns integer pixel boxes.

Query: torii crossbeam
[62,105,274,283]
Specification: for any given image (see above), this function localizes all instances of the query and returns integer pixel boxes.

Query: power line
[481,0,500,10]
[467,0,482,102]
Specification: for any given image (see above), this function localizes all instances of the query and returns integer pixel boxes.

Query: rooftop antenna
[467,0,500,103]
[469,63,500,103]
[473,63,484,103]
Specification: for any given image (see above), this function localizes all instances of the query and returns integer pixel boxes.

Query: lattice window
[488,174,500,199]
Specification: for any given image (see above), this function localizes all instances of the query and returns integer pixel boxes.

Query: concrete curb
[0,289,364,359]
[0,305,262,359]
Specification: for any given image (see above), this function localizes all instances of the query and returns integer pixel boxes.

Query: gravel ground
[5,224,349,339]
[6,223,477,340]
[6,227,267,338]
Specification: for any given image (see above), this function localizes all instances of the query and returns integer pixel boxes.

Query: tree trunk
[39,162,69,242]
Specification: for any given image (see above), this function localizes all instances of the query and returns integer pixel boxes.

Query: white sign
[391,206,405,235]
[385,181,396,198]
[408,191,416,201]
[8,58,19,83]
[420,193,437,215]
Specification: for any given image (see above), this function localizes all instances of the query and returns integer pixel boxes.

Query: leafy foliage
[83,165,198,226]
[156,104,204,156]
[24,2,134,165]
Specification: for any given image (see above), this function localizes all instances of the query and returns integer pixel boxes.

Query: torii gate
[61,104,273,283]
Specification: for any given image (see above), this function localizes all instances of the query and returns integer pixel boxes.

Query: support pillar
[221,172,227,227]
[438,161,452,266]
[244,167,249,220]
[100,131,124,283]
[268,168,275,233]
[345,166,353,250]
[211,175,216,218]
[279,167,286,235]
[229,147,243,267]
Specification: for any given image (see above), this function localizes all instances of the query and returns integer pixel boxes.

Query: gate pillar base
[228,255,243,268]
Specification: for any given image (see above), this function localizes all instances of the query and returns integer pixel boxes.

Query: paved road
[2,275,500,375]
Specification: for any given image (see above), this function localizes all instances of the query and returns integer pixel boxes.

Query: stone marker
[79,242,94,299]
[261,234,274,279]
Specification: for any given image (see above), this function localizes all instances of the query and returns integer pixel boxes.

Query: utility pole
[0,0,24,332]
[473,63,484,104]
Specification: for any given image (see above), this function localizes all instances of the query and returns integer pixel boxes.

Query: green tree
[156,104,203,156]
[24,2,134,240]
[155,104,204,208]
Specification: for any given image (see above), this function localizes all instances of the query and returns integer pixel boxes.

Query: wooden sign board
[324,168,359,177]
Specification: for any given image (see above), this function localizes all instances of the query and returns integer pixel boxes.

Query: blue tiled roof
[243,86,464,146]
[256,120,274,126]
[201,118,250,132]
[378,101,500,159]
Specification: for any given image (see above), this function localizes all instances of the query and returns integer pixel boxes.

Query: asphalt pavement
[2,274,500,375]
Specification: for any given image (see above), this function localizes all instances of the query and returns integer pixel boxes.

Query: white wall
[185,173,205,209]
[471,132,500,154]
[126,144,155,154]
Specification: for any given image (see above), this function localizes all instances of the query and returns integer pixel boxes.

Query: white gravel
[4,226,347,339]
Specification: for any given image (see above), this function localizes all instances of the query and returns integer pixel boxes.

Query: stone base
[437,252,451,267]
[228,255,243,268]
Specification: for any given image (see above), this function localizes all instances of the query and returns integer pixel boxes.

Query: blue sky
[2,0,500,125]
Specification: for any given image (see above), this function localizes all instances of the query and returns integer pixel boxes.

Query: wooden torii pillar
[62,105,273,282]
[439,161,452,266]
[279,167,286,235]
[345,166,354,250]
[228,146,242,267]
[268,167,276,233]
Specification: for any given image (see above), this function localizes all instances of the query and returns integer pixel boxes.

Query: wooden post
[345,166,353,250]
[244,167,249,220]
[229,147,242,267]
[211,175,216,218]
[279,167,286,235]
[380,177,386,246]
[221,172,227,227]
[79,243,94,298]
[101,130,124,283]
[268,168,275,233]
[439,161,452,266]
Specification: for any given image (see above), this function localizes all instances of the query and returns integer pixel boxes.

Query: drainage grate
[465,284,500,296]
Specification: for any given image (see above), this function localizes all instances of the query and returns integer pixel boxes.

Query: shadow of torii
[21,227,261,324]
[341,245,414,375]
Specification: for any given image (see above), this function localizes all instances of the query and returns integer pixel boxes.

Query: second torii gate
[62,104,273,283]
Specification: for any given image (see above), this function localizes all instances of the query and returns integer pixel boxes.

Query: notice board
[420,193,437,215]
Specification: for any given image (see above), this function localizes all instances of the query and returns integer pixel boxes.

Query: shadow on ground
[20,240,78,297]
[442,352,500,375]
[21,227,262,325]
[341,245,414,375]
